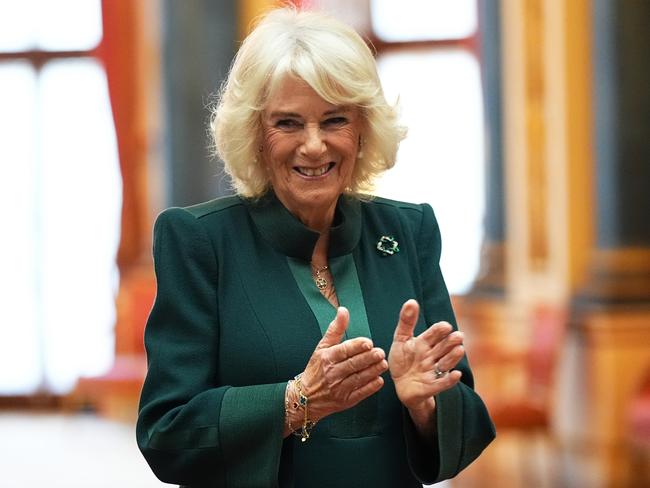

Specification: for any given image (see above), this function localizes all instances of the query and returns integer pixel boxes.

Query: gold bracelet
[284,380,297,433]
[292,373,317,442]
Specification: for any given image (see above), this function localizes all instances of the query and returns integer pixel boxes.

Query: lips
[294,162,335,177]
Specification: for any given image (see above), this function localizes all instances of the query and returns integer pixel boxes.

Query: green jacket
[137,192,495,487]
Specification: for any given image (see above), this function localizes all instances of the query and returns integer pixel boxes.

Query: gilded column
[573,0,650,484]
[580,0,650,303]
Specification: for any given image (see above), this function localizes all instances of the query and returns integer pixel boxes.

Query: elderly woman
[137,7,494,488]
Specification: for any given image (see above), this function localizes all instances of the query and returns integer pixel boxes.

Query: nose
[300,125,326,159]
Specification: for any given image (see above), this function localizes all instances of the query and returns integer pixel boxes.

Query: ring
[434,364,447,379]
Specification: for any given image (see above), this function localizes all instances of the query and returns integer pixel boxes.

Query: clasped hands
[294,299,464,427]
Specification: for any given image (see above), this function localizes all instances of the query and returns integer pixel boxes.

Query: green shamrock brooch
[376,235,399,256]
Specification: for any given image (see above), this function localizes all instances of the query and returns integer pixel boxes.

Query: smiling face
[260,76,362,231]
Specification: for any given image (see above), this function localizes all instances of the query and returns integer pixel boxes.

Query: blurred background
[0,0,648,486]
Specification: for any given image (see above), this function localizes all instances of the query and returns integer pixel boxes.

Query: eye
[322,116,348,128]
[275,119,302,130]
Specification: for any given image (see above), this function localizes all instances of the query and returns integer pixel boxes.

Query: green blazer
[137,192,495,487]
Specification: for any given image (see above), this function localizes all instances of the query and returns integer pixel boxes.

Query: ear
[255,136,266,165]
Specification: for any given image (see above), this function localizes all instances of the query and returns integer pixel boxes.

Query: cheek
[263,130,291,167]
[262,131,282,166]
[334,128,361,162]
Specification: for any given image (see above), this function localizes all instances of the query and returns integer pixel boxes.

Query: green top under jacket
[136,192,495,488]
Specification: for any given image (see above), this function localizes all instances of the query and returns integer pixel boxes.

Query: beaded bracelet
[291,373,317,442]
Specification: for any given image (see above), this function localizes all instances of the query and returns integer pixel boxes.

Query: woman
[137,7,495,488]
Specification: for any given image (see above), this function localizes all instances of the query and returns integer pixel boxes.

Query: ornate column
[571,0,650,484]
[459,0,509,359]
[580,0,650,303]
[470,0,506,297]
[496,0,595,332]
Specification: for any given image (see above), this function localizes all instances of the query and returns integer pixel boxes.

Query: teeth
[297,163,331,177]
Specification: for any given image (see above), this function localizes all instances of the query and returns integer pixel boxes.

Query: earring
[357,137,364,159]
[258,145,263,153]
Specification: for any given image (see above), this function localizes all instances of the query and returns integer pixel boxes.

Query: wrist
[284,381,302,434]
[407,396,436,430]
[285,374,318,442]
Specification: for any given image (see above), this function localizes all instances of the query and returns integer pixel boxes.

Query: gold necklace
[312,265,329,290]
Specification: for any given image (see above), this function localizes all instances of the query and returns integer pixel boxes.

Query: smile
[294,162,335,177]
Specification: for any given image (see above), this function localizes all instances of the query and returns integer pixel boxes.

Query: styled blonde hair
[210,7,406,198]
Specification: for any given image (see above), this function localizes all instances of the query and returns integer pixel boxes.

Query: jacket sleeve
[136,207,286,487]
[403,203,496,484]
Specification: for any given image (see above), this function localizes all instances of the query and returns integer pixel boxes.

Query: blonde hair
[210,7,406,198]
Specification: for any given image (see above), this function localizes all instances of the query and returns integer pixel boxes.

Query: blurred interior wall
[470,0,506,298]
[495,0,650,485]
[72,0,277,418]
[460,0,649,485]
[161,0,237,207]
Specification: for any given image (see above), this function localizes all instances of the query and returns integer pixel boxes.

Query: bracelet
[291,373,317,442]
[284,380,297,433]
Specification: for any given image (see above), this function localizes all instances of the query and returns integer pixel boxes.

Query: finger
[412,371,462,402]
[327,337,374,363]
[435,344,465,373]
[393,299,420,342]
[420,353,439,370]
[401,370,462,408]
[331,347,386,379]
[317,307,350,349]
[329,347,385,377]
[338,357,388,390]
[433,370,462,390]
[398,331,462,371]
[431,331,464,361]
[347,376,385,406]
[418,321,454,346]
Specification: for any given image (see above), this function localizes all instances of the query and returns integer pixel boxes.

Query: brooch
[376,235,399,256]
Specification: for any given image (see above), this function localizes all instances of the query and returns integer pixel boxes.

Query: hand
[298,307,388,422]
[388,299,464,413]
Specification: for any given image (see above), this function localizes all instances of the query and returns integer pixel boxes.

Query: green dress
[136,192,495,487]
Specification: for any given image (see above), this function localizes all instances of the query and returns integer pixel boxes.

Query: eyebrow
[268,108,351,119]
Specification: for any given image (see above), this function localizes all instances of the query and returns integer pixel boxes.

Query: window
[309,0,484,293]
[0,0,121,394]
[371,0,477,42]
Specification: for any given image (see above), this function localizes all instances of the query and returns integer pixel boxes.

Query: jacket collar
[246,191,361,262]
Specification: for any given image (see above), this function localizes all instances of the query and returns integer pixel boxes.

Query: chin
[302,189,342,207]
